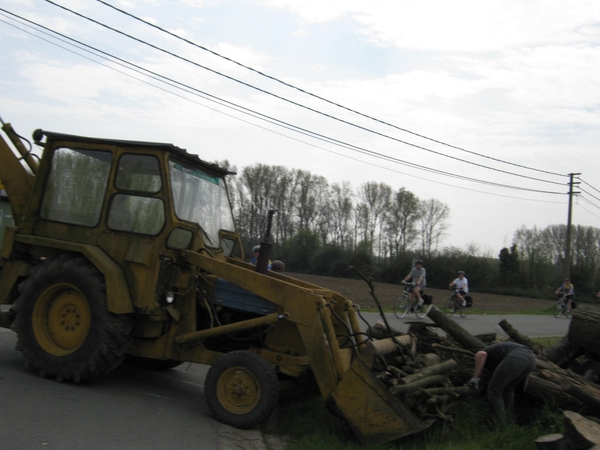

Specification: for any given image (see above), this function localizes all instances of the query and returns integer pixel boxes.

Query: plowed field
[287,272,555,313]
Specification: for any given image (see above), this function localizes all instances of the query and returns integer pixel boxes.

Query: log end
[534,433,564,450]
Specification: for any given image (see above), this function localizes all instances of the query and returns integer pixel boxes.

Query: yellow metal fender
[13,235,133,314]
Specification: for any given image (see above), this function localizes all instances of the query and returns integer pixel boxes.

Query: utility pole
[564,173,580,279]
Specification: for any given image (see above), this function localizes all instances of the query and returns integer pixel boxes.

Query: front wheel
[458,303,467,318]
[11,255,132,382]
[415,300,428,319]
[394,294,410,319]
[444,296,456,317]
[553,301,564,318]
[205,351,280,429]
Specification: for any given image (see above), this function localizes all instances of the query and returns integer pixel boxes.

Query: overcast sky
[1,0,599,256]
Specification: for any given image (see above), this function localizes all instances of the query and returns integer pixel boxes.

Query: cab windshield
[169,159,235,247]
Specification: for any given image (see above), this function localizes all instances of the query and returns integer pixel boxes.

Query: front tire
[553,301,563,318]
[11,255,132,382]
[394,294,410,319]
[205,351,280,429]
[415,301,428,319]
[444,296,456,317]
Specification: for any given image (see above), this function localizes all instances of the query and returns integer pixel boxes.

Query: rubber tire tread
[205,351,280,429]
[394,294,409,319]
[11,254,133,383]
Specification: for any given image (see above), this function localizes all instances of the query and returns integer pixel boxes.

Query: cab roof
[35,129,235,176]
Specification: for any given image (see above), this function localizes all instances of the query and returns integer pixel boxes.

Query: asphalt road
[360,311,571,337]
[0,328,266,450]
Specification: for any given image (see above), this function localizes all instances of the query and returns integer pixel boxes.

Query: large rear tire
[205,351,279,429]
[11,255,132,382]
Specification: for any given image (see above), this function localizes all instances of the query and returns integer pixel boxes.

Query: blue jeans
[487,347,536,423]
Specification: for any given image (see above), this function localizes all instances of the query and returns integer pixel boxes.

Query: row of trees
[225,163,600,297]
[229,163,450,260]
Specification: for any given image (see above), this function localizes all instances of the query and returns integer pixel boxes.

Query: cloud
[259,0,600,52]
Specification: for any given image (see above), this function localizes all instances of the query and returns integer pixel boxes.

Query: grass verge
[263,394,564,450]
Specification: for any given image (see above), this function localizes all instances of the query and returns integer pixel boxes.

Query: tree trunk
[560,379,600,412]
[426,306,486,353]
[562,410,600,449]
[543,335,584,367]
[526,375,585,410]
[569,306,600,357]
[399,360,458,384]
[534,433,565,450]
[499,319,542,354]
[390,375,450,395]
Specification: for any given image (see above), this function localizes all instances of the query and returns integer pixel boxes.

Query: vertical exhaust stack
[256,209,277,274]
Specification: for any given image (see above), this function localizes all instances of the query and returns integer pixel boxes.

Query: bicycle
[393,281,428,319]
[553,295,573,318]
[444,289,467,318]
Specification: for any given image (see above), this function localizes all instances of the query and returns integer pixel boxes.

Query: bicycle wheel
[444,296,456,317]
[458,302,467,318]
[415,301,428,319]
[553,301,563,318]
[394,293,410,319]
[565,307,572,318]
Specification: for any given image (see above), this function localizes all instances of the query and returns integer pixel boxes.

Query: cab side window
[41,148,111,226]
[107,154,165,235]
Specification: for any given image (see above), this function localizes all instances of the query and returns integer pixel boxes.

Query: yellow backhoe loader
[0,116,434,444]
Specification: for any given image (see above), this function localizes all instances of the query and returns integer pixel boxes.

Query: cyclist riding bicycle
[402,259,426,308]
[449,270,469,307]
[555,278,575,314]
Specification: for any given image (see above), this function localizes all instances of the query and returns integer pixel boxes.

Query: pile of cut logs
[366,304,600,449]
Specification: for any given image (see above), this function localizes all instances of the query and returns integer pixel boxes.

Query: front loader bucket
[330,341,434,445]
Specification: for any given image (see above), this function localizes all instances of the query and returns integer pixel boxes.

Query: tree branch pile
[360,272,600,445]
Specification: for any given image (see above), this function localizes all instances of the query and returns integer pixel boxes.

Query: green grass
[531,335,562,347]
[361,305,558,315]
[264,394,564,450]
[465,307,556,315]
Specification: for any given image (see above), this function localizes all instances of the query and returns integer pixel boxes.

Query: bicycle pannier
[465,295,473,307]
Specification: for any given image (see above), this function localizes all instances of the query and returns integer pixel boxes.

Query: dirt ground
[286,272,556,313]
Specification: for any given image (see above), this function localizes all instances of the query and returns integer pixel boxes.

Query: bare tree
[294,169,328,232]
[327,182,354,249]
[418,198,450,258]
[385,188,420,258]
[357,182,391,259]
[235,164,290,246]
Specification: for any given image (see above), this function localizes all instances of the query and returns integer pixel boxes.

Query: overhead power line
[0,8,567,196]
[44,0,567,187]
[581,178,600,195]
[96,0,567,179]
[580,187,600,204]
